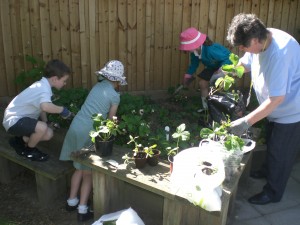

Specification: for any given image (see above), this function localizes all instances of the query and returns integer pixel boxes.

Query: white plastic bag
[92,207,145,225]
[170,147,225,211]
[199,139,256,181]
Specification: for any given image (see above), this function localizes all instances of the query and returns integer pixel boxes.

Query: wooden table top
[71,144,252,203]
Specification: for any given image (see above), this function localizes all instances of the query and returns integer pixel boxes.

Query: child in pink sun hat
[179,27,232,112]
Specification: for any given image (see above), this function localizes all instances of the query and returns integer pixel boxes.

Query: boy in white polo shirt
[3,59,73,161]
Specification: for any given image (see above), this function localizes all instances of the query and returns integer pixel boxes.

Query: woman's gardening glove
[183,74,195,87]
[60,107,73,119]
[229,117,251,136]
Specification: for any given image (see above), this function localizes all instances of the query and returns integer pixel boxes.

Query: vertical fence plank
[129,0,137,91]
[259,0,269,24]
[108,0,118,60]
[79,0,90,88]
[153,0,164,90]
[162,0,173,89]
[266,0,275,27]
[126,0,136,91]
[9,0,24,93]
[287,0,299,38]
[60,0,72,88]
[89,0,97,84]
[242,0,252,13]
[145,0,155,90]
[118,0,128,91]
[49,0,62,59]
[137,0,146,91]
[215,0,226,45]
[191,0,200,30]
[199,0,209,34]
[272,0,283,28]
[294,0,300,42]
[30,0,43,58]
[20,0,34,67]
[207,0,217,40]
[0,1,8,96]
[170,0,183,88]
[1,0,16,96]
[99,0,109,75]
[180,0,192,81]
[69,0,81,88]
[40,0,51,62]
[280,0,290,32]
[251,0,261,15]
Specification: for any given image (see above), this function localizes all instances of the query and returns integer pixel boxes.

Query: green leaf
[200,128,214,139]
[221,64,234,72]
[180,131,190,141]
[229,53,239,66]
[235,66,245,78]
[215,77,223,88]
[177,123,186,133]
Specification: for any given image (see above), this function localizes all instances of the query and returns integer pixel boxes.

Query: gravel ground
[0,170,93,225]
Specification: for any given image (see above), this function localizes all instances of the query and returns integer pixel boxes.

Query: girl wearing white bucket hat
[95,60,127,86]
[60,60,127,222]
[179,27,232,112]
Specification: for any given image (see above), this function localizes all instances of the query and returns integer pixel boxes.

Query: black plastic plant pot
[147,150,161,166]
[94,136,115,157]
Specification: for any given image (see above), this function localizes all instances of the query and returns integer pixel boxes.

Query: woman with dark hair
[227,13,300,205]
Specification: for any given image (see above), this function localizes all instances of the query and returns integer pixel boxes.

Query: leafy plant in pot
[200,120,245,180]
[166,123,190,173]
[89,113,123,157]
[123,135,159,169]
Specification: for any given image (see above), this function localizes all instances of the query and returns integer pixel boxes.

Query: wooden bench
[0,126,74,205]
[72,145,253,225]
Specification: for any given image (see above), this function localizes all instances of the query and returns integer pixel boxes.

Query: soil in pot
[95,136,115,157]
[147,150,161,166]
[134,152,147,169]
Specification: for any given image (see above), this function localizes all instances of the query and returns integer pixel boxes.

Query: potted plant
[199,120,246,180]
[89,113,123,157]
[122,135,159,168]
[166,123,190,173]
[207,53,246,124]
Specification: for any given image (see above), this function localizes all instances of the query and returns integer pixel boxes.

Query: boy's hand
[60,107,73,119]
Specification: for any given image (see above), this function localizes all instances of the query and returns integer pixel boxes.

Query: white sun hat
[95,60,127,85]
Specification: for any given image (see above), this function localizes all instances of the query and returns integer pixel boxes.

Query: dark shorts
[197,68,218,81]
[8,117,38,137]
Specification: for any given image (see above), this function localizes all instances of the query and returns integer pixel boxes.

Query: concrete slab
[263,205,300,225]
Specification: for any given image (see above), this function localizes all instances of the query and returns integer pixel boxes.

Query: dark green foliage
[15,55,45,89]
[48,88,89,127]
[116,93,202,158]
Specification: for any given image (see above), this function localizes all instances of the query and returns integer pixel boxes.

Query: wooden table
[72,145,252,225]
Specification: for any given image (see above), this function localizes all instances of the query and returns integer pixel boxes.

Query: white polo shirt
[2,77,52,131]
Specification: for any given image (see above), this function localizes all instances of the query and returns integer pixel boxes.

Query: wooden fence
[0,0,299,97]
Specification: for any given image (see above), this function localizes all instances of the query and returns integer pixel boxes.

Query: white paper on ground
[92,207,145,225]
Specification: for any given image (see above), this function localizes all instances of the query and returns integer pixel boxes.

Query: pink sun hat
[179,27,207,51]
